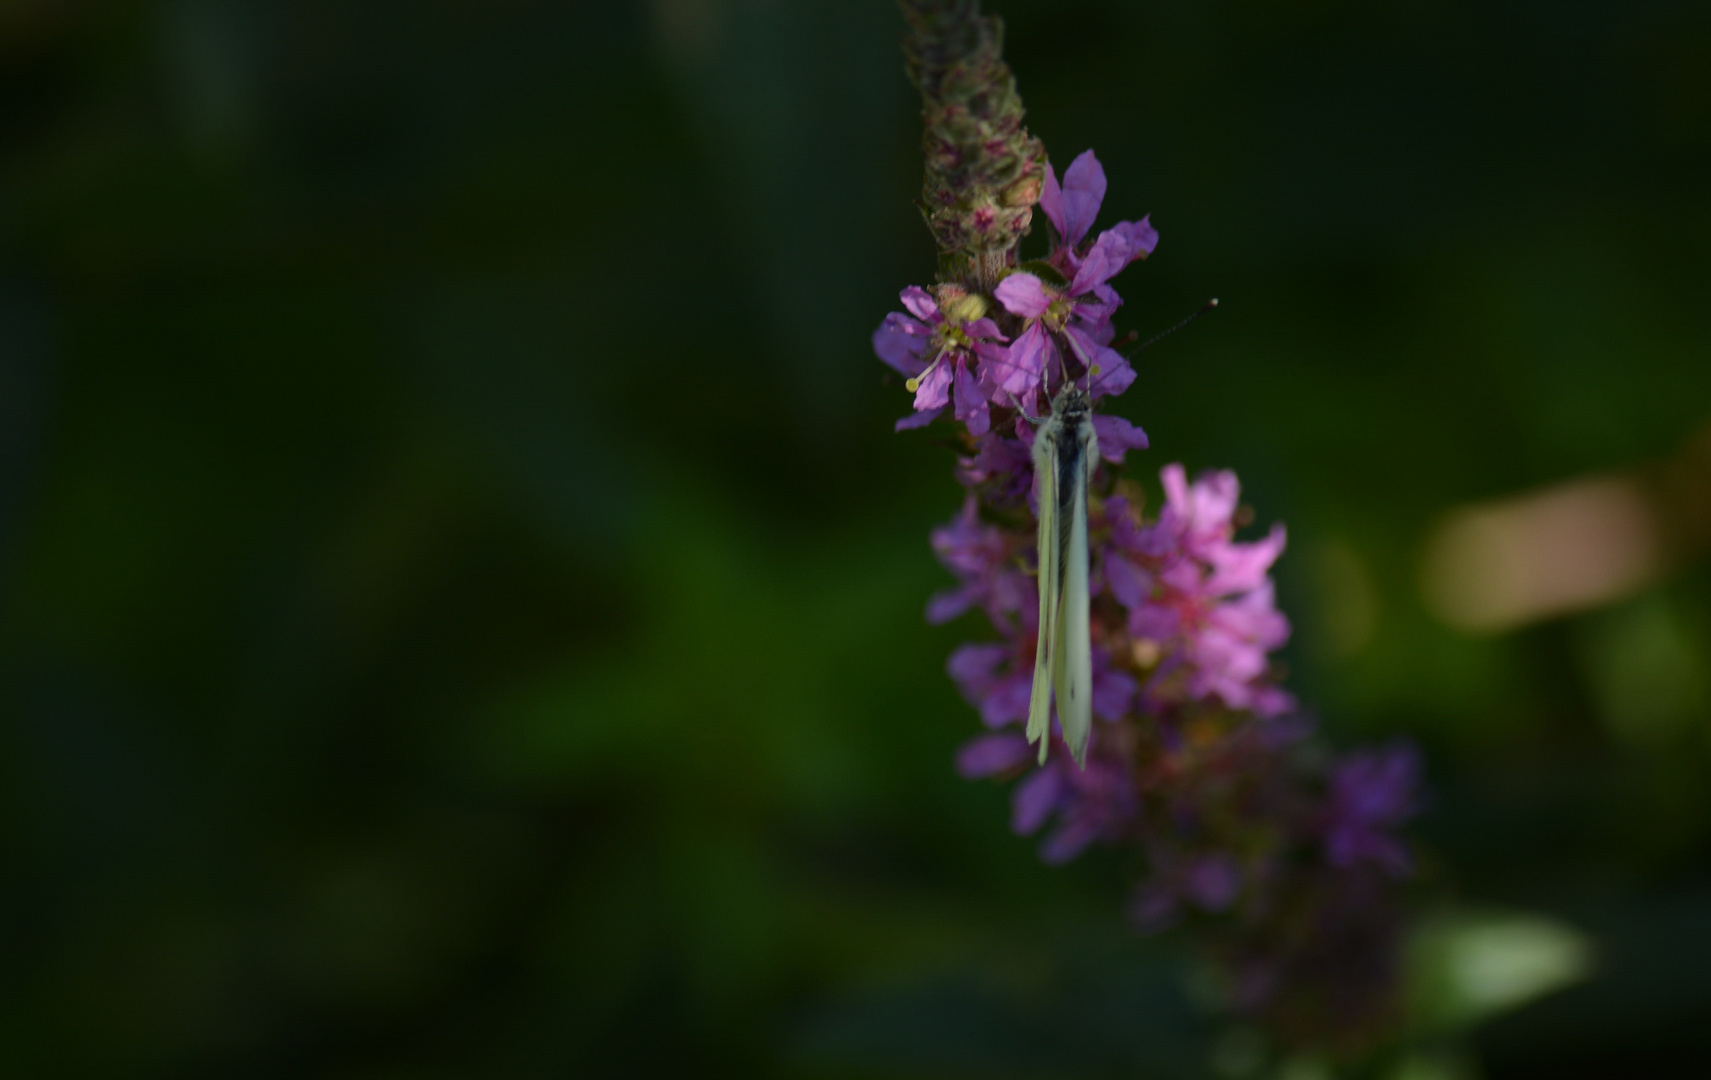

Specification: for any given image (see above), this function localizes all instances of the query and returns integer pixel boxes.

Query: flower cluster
[877,149,1421,1050]
[876,150,1156,425]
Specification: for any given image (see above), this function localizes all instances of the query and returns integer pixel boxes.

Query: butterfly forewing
[1058,410,1096,766]
[1026,425,1059,763]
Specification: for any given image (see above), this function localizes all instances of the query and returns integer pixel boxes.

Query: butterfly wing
[1026,414,1060,764]
[1055,415,1098,767]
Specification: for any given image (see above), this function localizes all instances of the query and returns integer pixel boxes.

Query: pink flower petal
[1112,215,1159,262]
[1103,553,1151,609]
[1012,767,1063,835]
[900,284,940,323]
[1001,322,1056,397]
[1059,150,1108,249]
[872,312,929,375]
[1068,229,1131,296]
[912,358,952,411]
[925,585,977,625]
[955,733,1034,779]
[1092,414,1149,464]
[953,361,991,436]
[994,272,1053,318]
[894,405,943,431]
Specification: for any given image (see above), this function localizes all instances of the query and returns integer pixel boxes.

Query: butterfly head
[1054,383,1092,419]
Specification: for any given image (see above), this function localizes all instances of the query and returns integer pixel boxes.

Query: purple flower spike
[881,40,1421,1045]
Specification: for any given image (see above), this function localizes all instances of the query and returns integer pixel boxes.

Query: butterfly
[1017,375,1097,768]
[1002,300,1216,766]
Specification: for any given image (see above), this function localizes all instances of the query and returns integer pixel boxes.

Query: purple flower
[1092,414,1150,465]
[945,582,1134,731]
[1186,579,1293,714]
[1127,851,1245,932]
[1010,734,1141,864]
[1324,744,1421,875]
[955,732,1034,779]
[947,639,1036,729]
[873,285,1009,434]
[927,497,1031,626]
[1040,150,1108,254]
[1106,466,1295,716]
[993,251,1137,404]
[983,151,1160,407]
[1039,150,1159,271]
[955,429,1035,509]
[1184,853,1244,911]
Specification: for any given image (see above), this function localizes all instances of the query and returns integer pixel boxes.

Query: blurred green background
[3,0,1709,1076]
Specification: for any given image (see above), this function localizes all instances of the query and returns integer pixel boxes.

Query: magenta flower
[1039,150,1159,273]
[1128,851,1246,931]
[1106,465,1295,716]
[984,150,1160,406]
[945,591,1136,733]
[1324,744,1421,875]
[955,731,1036,780]
[992,239,1140,404]
[926,497,1032,625]
[1007,732,1141,864]
[955,429,1035,509]
[947,639,1037,728]
[1092,414,1150,465]
[873,285,1009,434]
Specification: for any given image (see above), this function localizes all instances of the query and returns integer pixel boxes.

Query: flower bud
[937,285,989,325]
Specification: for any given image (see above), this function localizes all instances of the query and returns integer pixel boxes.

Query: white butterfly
[1023,380,1098,768]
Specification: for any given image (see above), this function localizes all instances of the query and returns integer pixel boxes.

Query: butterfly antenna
[1124,298,1220,357]
[1005,389,1045,426]
[1059,328,1101,395]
